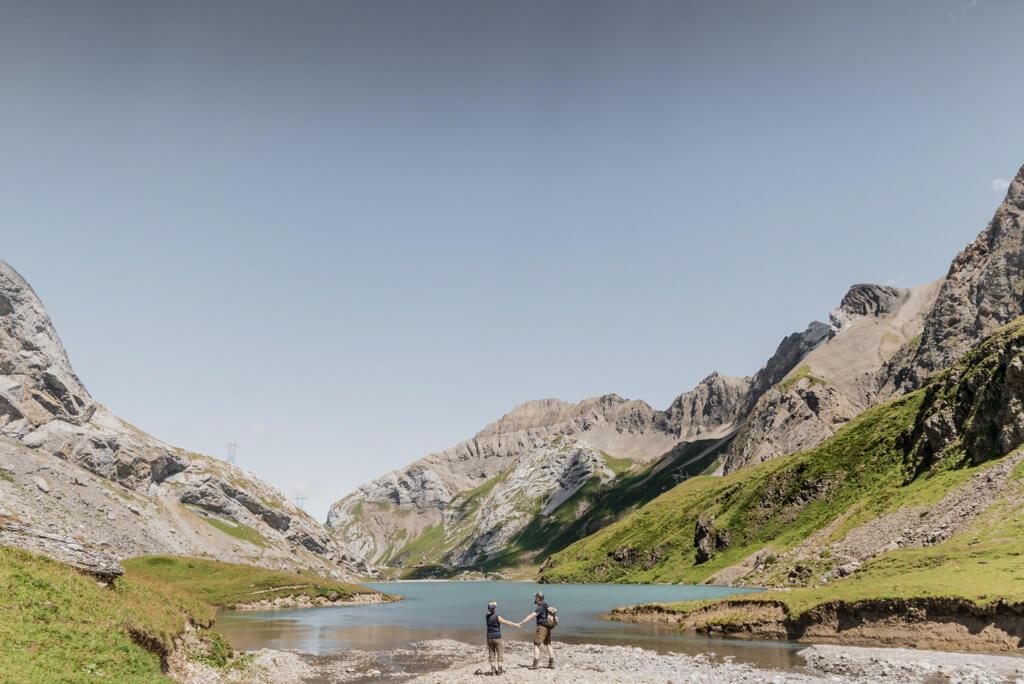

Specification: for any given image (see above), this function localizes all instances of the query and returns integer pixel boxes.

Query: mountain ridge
[326,282,926,570]
[0,259,366,579]
[330,163,1024,575]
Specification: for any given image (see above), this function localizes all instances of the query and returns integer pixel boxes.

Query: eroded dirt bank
[611,597,1024,653]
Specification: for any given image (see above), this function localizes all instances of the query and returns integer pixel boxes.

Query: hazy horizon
[3,0,1023,519]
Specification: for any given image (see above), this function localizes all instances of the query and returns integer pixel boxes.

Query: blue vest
[486,612,501,639]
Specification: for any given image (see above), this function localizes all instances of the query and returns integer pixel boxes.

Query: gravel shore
[174,638,1024,683]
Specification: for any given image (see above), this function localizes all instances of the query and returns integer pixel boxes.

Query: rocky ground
[174,639,1024,683]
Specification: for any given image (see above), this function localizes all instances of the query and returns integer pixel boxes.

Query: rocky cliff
[0,260,366,579]
[891,164,1024,390]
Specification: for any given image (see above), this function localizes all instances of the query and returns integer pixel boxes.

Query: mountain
[330,164,1024,576]
[0,260,367,579]
[538,163,1024,586]
[540,314,1024,591]
[888,164,1024,390]
[327,283,931,572]
[326,394,692,568]
[722,280,940,472]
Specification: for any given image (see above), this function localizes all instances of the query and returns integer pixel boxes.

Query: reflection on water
[216,580,803,670]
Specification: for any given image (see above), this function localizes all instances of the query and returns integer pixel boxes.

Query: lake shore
[173,638,1024,683]
[229,590,393,611]
[610,597,1024,654]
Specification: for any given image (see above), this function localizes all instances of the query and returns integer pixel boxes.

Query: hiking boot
[547,658,555,669]
[529,659,539,669]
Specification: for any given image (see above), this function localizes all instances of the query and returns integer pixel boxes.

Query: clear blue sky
[2,1,1022,520]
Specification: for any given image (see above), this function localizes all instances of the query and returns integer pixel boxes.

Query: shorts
[533,625,552,646]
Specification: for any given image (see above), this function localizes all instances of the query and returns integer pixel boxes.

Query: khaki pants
[487,638,504,666]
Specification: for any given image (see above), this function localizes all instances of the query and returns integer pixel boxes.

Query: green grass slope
[123,555,380,607]
[479,437,732,571]
[541,317,1024,599]
[0,551,389,682]
[0,547,212,683]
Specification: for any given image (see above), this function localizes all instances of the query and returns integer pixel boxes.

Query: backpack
[545,606,559,628]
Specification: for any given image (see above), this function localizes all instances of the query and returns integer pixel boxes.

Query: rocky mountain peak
[830,284,909,329]
[482,399,575,435]
[746,320,832,402]
[903,163,1024,385]
[664,372,751,440]
[1007,163,1024,209]
[0,261,94,434]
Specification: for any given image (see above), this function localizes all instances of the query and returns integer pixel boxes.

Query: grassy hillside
[123,555,380,607]
[0,547,212,682]
[479,437,732,571]
[611,483,1024,652]
[542,393,926,583]
[0,551,387,682]
[542,318,1024,601]
[631,503,1024,620]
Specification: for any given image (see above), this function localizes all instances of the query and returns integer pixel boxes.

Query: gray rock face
[663,372,752,440]
[694,514,730,564]
[0,259,364,579]
[745,321,833,408]
[726,382,858,470]
[0,520,124,581]
[0,262,94,434]
[444,438,611,567]
[899,164,1024,388]
[830,284,908,328]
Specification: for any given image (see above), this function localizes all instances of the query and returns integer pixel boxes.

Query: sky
[1,0,1022,520]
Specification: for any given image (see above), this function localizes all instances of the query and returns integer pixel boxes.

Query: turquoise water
[216,581,803,668]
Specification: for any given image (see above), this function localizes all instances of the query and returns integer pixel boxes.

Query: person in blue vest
[516,591,556,670]
[485,600,519,674]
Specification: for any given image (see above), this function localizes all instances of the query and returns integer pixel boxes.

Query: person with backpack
[516,591,558,670]
[485,600,519,675]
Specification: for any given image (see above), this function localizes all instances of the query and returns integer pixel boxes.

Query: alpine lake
[216,580,805,669]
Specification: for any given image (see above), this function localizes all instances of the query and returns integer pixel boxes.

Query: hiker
[517,591,557,670]
[485,600,518,675]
